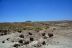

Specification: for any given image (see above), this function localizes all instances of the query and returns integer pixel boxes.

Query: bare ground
[0,22,72,48]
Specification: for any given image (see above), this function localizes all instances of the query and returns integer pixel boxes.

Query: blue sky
[0,0,72,22]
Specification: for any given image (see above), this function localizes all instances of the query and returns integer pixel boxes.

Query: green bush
[33,27,43,32]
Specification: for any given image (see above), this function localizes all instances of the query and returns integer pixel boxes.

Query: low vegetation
[19,34,24,38]
[48,33,53,38]
[13,44,20,47]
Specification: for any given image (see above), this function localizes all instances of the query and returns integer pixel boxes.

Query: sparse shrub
[23,41,29,45]
[19,34,24,38]
[11,40,14,42]
[13,44,20,47]
[3,32,7,35]
[33,27,43,32]
[2,41,5,43]
[0,30,1,32]
[37,44,41,47]
[24,23,33,27]
[23,28,26,30]
[23,27,33,30]
[3,30,7,32]
[18,40,23,43]
[42,33,45,36]
[30,37,34,41]
[44,26,49,30]
[48,33,53,38]
[7,38,10,41]
[18,30,22,33]
[34,44,41,47]
[0,30,8,35]
[28,32,32,35]
[43,36,48,39]
[42,41,46,45]
[53,28,56,30]
[0,33,3,36]
[34,45,36,47]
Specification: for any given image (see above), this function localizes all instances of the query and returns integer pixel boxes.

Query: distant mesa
[25,21,32,22]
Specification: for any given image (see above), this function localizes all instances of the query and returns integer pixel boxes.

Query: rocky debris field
[0,22,72,48]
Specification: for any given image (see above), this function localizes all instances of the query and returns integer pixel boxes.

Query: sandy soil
[0,24,72,48]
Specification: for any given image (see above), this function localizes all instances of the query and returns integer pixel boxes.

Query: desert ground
[0,21,72,48]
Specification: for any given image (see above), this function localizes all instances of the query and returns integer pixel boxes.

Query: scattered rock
[7,38,10,41]
[28,32,32,35]
[0,32,7,36]
[37,44,41,47]
[43,36,48,39]
[18,30,22,33]
[2,41,5,43]
[4,32,7,35]
[13,44,20,48]
[34,44,41,47]
[11,40,14,42]
[0,33,3,36]
[53,28,56,30]
[34,45,36,47]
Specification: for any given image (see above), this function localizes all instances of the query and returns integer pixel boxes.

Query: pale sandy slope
[0,27,72,48]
